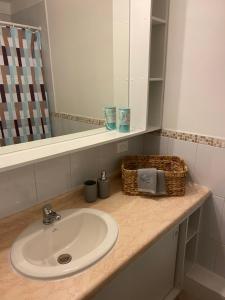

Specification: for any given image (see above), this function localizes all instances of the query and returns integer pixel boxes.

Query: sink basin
[11,208,118,280]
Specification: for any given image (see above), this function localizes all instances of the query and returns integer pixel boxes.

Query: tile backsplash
[35,156,71,202]
[161,129,225,148]
[0,135,144,219]
[0,165,37,219]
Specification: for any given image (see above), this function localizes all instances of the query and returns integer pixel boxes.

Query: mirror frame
[0,0,152,172]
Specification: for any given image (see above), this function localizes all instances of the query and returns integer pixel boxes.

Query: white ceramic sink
[11,208,118,280]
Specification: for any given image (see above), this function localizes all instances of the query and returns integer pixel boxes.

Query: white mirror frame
[0,0,152,173]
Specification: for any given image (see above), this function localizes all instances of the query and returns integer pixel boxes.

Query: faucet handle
[43,204,52,215]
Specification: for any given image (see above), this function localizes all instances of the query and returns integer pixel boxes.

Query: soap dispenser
[98,170,110,199]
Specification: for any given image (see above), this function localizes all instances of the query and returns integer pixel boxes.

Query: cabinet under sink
[92,226,179,300]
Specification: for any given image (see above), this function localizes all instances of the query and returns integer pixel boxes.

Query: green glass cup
[118,108,130,132]
[104,106,116,130]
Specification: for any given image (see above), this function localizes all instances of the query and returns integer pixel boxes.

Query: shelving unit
[186,209,201,243]
[152,16,166,25]
[147,0,170,131]
[148,81,164,128]
[152,0,169,19]
[185,235,198,274]
[149,78,164,82]
[174,207,202,290]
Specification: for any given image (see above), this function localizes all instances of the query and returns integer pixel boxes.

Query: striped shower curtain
[0,26,51,146]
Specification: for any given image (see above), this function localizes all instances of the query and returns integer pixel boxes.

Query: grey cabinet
[92,226,178,300]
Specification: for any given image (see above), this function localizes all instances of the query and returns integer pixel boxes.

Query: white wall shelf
[165,204,205,299]
[174,206,202,291]
[150,25,167,78]
[145,126,161,133]
[152,0,169,19]
[149,77,164,82]
[185,235,198,274]
[0,129,144,173]
[147,0,170,131]
[186,230,198,244]
[185,208,202,274]
[152,16,166,25]
[148,81,164,129]
[186,209,201,243]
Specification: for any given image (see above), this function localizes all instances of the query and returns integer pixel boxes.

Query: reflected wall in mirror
[0,0,130,149]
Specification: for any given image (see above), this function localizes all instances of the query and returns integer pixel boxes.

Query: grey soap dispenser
[98,170,110,199]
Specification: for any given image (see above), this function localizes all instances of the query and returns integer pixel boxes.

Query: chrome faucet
[42,204,61,225]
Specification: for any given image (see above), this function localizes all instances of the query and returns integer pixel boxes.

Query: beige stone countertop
[0,179,210,300]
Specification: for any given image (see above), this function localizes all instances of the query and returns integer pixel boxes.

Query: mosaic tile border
[51,112,105,126]
[160,129,225,149]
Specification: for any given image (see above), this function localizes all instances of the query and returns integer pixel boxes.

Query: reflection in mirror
[0,0,129,150]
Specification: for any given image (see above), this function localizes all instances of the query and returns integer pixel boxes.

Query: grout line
[192,143,199,180]
[164,136,169,155]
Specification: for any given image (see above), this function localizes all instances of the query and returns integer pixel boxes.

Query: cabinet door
[92,226,179,300]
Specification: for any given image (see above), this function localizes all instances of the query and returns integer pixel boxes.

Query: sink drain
[57,254,72,264]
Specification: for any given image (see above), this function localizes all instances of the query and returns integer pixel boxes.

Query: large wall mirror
[0,0,130,153]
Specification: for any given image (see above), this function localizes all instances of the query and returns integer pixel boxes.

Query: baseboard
[178,291,201,300]
[164,288,181,300]
[183,264,225,300]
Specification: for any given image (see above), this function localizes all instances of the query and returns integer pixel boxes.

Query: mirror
[0,0,130,151]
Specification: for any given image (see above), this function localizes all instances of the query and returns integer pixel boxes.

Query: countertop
[0,179,210,300]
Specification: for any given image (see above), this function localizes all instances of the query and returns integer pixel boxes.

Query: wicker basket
[122,155,188,196]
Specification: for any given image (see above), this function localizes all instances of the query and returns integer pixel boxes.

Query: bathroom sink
[11,208,118,280]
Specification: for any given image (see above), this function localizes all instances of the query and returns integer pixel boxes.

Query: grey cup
[84,180,97,203]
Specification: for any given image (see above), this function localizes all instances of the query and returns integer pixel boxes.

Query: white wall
[163,0,225,138]
[0,1,11,21]
[113,0,129,108]
[0,12,10,21]
[46,0,114,119]
[10,0,42,15]
[50,117,102,137]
